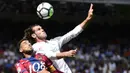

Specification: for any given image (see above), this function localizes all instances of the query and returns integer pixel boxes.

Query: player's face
[20,40,33,53]
[32,25,47,40]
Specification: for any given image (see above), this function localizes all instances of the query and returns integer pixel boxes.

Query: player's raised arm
[57,4,94,47]
[79,3,93,29]
[56,49,77,59]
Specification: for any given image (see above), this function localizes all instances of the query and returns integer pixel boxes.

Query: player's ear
[19,48,23,52]
[31,33,36,38]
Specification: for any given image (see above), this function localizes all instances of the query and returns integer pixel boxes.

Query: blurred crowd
[0,0,129,73]
[0,39,130,73]
[64,40,130,73]
[0,41,18,73]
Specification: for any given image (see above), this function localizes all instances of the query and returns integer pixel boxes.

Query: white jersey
[32,25,83,73]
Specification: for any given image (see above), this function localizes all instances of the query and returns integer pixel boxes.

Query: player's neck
[24,54,31,58]
[37,38,46,42]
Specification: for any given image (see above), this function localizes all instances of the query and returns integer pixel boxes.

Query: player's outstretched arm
[56,49,77,59]
[79,3,93,29]
[56,4,93,48]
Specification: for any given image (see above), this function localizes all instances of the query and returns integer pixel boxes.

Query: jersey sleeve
[15,63,29,73]
[36,54,63,73]
[48,65,64,73]
[43,55,53,67]
[36,49,57,60]
[36,54,53,67]
[56,25,83,48]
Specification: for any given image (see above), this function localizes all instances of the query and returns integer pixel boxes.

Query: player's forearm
[56,50,76,59]
[79,4,93,29]
[59,25,83,47]
[56,52,70,59]
[79,17,91,29]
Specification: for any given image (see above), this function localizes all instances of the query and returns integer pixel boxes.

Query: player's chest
[23,60,45,73]
[39,41,59,52]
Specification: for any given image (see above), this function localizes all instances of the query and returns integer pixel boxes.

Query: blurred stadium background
[0,0,130,73]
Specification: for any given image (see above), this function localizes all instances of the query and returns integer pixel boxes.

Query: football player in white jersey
[23,4,93,73]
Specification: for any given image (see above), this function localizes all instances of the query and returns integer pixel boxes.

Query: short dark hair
[23,24,39,44]
[17,38,27,58]
[17,38,27,49]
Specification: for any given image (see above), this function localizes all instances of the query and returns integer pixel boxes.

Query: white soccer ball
[37,2,54,19]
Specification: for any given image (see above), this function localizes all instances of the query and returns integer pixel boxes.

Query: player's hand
[66,49,77,57]
[86,3,93,20]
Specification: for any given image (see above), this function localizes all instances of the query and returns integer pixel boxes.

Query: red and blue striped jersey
[15,53,63,73]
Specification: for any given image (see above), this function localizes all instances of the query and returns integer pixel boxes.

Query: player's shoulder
[33,42,40,46]
[35,53,47,59]
[48,36,62,44]
[50,36,61,41]
[32,42,43,48]
[35,53,49,61]
[15,62,20,66]
[33,41,47,45]
[15,59,25,66]
[16,58,29,65]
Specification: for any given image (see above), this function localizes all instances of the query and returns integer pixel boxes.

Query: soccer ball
[37,2,54,19]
